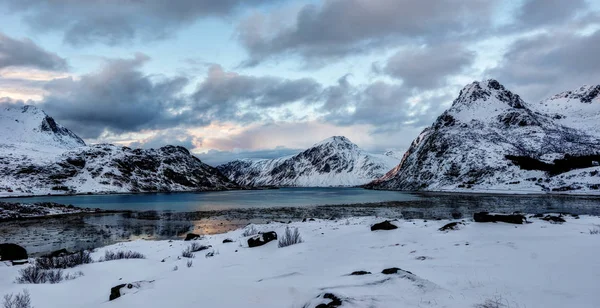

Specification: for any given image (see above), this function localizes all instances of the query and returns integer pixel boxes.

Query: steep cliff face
[366,80,600,193]
[0,105,239,196]
[217,136,399,187]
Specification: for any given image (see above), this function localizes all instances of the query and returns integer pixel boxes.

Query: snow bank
[1,216,599,307]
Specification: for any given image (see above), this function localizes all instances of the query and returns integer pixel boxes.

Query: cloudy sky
[0,0,599,165]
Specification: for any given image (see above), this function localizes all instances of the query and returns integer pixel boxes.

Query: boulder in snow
[370,220,398,231]
[248,231,277,248]
[184,233,201,241]
[439,222,463,231]
[473,212,525,224]
[0,243,28,261]
[109,280,155,301]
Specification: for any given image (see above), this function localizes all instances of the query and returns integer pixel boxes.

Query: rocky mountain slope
[530,85,600,137]
[366,80,600,193]
[217,136,399,187]
[0,105,238,196]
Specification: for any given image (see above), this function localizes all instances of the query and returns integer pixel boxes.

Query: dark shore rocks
[222,238,234,243]
[382,267,413,275]
[439,222,463,231]
[184,233,201,241]
[349,270,371,276]
[473,212,525,224]
[248,231,277,248]
[541,215,566,224]
[0,243,28,261]
[316,293,343,308]
[370,220,398,231]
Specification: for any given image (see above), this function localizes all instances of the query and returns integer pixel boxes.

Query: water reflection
[2,193,600,256]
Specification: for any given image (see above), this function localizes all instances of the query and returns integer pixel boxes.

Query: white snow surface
[1,215,599,307]
[218,136,400,187]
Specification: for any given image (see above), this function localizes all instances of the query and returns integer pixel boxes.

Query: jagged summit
[0,104,85,153]
[218,136,399,187]
[313,136,357,148]
[451,79,525,110]
[367,80,600,193]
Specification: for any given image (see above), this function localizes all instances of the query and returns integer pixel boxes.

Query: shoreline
[3,185,600,200]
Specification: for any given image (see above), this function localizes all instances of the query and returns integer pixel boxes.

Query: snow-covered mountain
[0,105,238,196]
[0,105,86,161]
[217,136,400,187]
[366,80,600,193]
[530,85,600,137]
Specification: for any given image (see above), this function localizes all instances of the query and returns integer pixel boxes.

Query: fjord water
[5,187,421,211]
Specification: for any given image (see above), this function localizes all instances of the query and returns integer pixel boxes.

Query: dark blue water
[4,187,421,211]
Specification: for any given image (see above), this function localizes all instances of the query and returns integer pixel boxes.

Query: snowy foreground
[2,216,600,308]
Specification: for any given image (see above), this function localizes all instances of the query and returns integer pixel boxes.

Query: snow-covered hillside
[0,105,85,162]
[367,80,600,193]
[531,85,600,137]
[217,136,399,187]
[0,105,239,196]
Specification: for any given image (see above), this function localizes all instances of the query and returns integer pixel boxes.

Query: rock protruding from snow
[217,136,400,187]
[367,79,600,193]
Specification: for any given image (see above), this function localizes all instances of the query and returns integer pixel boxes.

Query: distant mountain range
[366,80,600,194]
[1,79,599,196]
[217,136,399,187]
[0,105,238,196]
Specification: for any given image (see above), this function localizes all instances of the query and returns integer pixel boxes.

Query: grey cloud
[319,78,449,131]
[40,53,195,138]
[0,32,67,70]
[129,129,202,151]
[192,64,322,123]
[514,0,589,29]
[2,0,284,46]
[380,43,475,89]
[487,29,600,102]
[197,147,302,166]
[237,0,494,65]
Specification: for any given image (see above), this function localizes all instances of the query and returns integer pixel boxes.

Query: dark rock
[248,231,277,248]
[184,233,201,241]
[531,213,544,218]
[439,222,462,231]
[309,218,315,221]
[473,212,525,224]
[0,243,28,261]
[109,284,127,301]
[370,220,398,231]
[315,293,343,308]
[222,238,234,243]
[382,267,413,275]
[541,215,566,224]
[349,271,371,276]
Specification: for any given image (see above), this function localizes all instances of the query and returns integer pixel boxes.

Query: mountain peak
[547,85,600,104]
[452,79,525,109]
[313,136,356,148]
